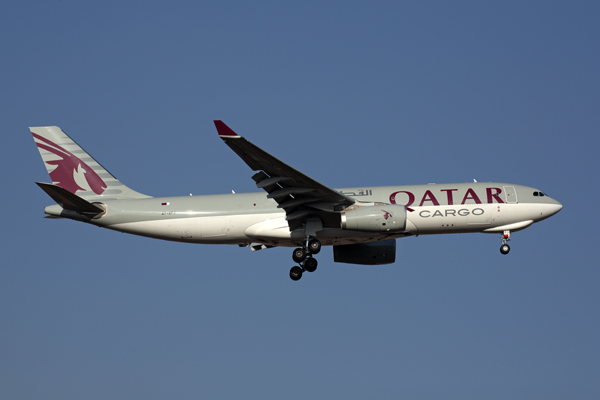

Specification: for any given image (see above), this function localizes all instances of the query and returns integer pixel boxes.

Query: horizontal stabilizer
[36,182,105,215]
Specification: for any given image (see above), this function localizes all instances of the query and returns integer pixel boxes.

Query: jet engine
[333,239,396,265]
[341,204,406,232]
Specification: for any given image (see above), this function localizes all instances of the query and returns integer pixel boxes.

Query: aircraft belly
[483,220,534,233]
[105,213,278,244]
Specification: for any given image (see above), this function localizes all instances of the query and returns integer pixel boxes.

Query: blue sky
[2,1,599,398]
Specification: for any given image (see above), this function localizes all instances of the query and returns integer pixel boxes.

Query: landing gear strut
[500,230,511,255]
[289,238,321,281]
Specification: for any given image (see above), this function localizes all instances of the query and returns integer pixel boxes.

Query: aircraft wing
[214,120,356,231]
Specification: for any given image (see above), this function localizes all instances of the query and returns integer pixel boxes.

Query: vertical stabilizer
[30,126,151,199]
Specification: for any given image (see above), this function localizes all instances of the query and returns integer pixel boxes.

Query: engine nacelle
[333,239,396,265]
[341,204,406,232]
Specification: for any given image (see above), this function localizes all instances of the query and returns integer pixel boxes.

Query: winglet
[214,120,241,139]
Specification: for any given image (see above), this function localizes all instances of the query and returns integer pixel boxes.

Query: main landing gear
[289,238,321,281]
[500,230,511,255]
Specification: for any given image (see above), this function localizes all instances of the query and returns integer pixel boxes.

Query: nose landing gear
[289,238,321,281]
[500,231,511,255]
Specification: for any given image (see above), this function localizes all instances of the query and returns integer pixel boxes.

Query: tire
[290,266,303,281]
[500,244,510,255]
[308,239,321,255]
[304,257,318,273]
[292,248,307,263]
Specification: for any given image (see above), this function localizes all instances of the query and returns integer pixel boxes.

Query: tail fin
[30,126,151,200]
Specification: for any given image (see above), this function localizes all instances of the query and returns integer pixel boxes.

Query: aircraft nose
[536,199,562,221]
[554,202,563,214]
[548,200,563,216]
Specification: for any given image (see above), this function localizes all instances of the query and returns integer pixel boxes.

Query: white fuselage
[48,182,561,248]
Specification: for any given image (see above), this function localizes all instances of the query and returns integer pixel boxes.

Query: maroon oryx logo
[33,132,107,195]
[382,209,392,220]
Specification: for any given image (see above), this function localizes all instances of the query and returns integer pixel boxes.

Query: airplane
[30,121,563,281]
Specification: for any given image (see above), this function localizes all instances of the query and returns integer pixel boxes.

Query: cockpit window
[533,191,546,197]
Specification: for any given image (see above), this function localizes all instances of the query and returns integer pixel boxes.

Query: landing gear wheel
[292,248,307,263]
[307,239,321,255]
[499,230,511,255]
[304,257,318,273]
[289,266,303,281]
